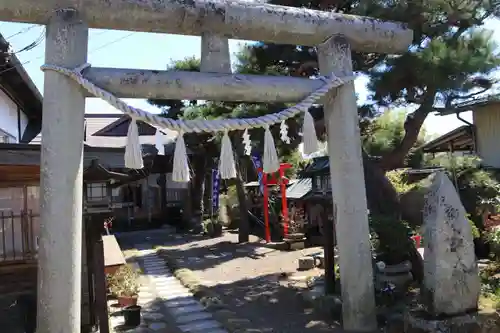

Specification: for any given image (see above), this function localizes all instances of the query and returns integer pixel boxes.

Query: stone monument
[405,171,481,332]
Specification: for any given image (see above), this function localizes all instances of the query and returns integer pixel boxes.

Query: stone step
[176,311,213,324]
[133,247,229,333]
[178,319,222,332]
[163,297,199,308]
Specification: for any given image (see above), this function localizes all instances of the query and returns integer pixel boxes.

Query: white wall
[473,105,500,168]
[0,88,28,142]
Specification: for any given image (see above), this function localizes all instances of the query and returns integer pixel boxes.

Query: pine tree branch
[378,90,436,171]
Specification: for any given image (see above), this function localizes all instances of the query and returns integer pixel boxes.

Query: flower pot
[212,223,223,237]
[375,260,413,291]
[118,295,138,307]
[287,232,305,240]
[123,305,142,327]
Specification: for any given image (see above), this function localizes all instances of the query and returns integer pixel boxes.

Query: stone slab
[168,304,206,316]
[178,319,221,332]
[421,172,480,316]
[163,298,199,308]
[298,256,315,270]
[176,311,213,324]
[404,310,481,333]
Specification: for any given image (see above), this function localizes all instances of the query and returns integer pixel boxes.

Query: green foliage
[425,155,500,222]
[107,264,140,297]
[386,169,420,194]
[468,214,481,239]
[247,0,500,169]
[363,110,428,165]
[480,262,500,300]
[369,215,414,265]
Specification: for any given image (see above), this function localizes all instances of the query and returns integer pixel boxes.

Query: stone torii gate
[0,1,412,332]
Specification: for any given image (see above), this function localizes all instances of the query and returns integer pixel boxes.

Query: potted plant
[123,305,142,327]
[369,215,414,291]
[108,264,140,307]
[203,218,223,237]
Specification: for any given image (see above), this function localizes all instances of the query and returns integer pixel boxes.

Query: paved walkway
[109,240,228,333]
[117,229,343,333]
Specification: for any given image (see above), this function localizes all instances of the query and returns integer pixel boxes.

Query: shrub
[386,169,420,194]
[107,264,140,297]
[369,214,413,265]
[425,155,500,226]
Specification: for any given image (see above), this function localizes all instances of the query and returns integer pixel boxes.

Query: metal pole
[37,8,88,333]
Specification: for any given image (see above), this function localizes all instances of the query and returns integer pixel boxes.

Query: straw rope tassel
[263,125,280,173]
[124,117,144,169]
[242,128,252,156]
[172,132,190,182]
[155,129,165,155]
[302,110,319,155]
[219,131,237,179]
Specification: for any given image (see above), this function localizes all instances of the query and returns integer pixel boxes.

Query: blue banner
[212,169,220,212]
[250,154,264,195]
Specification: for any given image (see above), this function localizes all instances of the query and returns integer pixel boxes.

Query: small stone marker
[298,256,315,270]
[421,171,480,316]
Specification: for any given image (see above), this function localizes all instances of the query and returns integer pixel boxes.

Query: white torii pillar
[318,35,377,331]
[37,9,88,333]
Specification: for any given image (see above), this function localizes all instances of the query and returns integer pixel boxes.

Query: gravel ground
[118,229,344,333]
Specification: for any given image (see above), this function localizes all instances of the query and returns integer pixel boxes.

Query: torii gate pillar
[37,9,88,333]
[318,35,377,331]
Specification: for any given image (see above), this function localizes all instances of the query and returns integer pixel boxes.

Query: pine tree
[149,0,500,271]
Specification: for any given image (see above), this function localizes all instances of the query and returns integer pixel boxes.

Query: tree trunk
[362,151,424,283]
[379,102,434,171]
[190,154,207,230]
[235,161,250,243]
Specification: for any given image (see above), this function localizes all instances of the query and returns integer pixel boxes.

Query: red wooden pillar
[259,163,292,242]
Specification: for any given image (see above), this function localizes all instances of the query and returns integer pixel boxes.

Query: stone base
[404,310,481,333]
[298,256,315,270]
[284,238,306,251]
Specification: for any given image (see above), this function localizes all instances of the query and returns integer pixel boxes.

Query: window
[0,129,16,143]
[314,176,321,190]
[323,176,331,191]
[111,187,121,202]
[87,183,107,201]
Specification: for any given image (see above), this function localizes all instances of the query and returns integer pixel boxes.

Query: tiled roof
[30,113,178,149]
[88,114,178,149]
[30,113,122,146]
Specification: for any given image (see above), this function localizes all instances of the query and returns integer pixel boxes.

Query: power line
[5,24,38,40]
[12,27,45,54]
[0,31,136,76]
[90,32,135,54]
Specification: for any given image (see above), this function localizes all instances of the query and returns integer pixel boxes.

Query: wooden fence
[0,210,38,263]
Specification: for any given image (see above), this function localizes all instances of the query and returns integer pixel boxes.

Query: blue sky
[1,18,499,137]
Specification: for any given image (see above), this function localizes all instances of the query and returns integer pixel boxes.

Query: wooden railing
[0,210,38,263]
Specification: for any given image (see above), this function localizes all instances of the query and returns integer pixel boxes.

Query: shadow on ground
[208,272,343,333]
[0,296,23,333]
[118,230,280,273]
